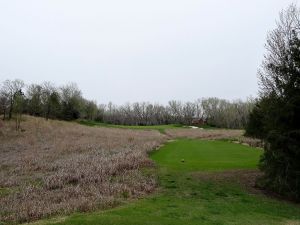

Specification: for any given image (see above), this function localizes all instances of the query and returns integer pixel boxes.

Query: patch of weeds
[0,187,11,197]
[121,191,130,199]
[215,191,229,197]
[157,128,166,134]
[217,138,238,142]
[166,186,177,189]
[166,204,178,208]
[167,180,176,183]
[207,206,221,215]
[29,178,44,188]
[0,164,10,171]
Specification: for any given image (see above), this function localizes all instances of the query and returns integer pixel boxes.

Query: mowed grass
[78,120,183,133]
[150,140,262,171]
[30,140,300,225]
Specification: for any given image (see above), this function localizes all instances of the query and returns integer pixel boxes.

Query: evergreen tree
[246,4,300,201]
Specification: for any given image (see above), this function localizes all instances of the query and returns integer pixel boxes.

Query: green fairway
[30,140,300,225]
[78,120,183,133]
[150,140,262,171]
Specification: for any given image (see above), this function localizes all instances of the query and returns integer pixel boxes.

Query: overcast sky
[0,0,296,104]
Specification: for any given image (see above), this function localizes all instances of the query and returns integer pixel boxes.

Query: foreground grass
[78,120,184,134]
[30,140,300,225]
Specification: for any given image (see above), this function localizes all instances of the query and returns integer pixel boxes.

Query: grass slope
[78,120,183,134]
[31,140,300,225]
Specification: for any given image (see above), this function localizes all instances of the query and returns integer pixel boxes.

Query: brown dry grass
[237,136,264,148]
[165,128,263,147]
[165,128,244,140]
[0,116,165,224]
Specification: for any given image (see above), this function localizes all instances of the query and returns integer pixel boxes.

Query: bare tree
[26,84,43,116]
[0,88,9,120]
[182,102,196,125]
[60,83,84,120]
[85,100,98,120]
[13,90,25,131]
[1,79,25,120]
[41,82,59,120]
[259,4,300,97]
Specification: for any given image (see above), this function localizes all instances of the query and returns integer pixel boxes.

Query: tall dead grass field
[0,116,165,224]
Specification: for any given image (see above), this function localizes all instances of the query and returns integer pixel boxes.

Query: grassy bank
[78,120,184,134]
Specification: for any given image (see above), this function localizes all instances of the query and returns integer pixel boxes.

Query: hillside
[0,116,165,223]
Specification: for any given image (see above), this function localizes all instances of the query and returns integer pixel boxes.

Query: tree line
[0,79,254,129]
[98,98,254,128]
[246,4,300,201]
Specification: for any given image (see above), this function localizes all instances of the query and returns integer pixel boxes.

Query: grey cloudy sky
[0,0,296,104]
